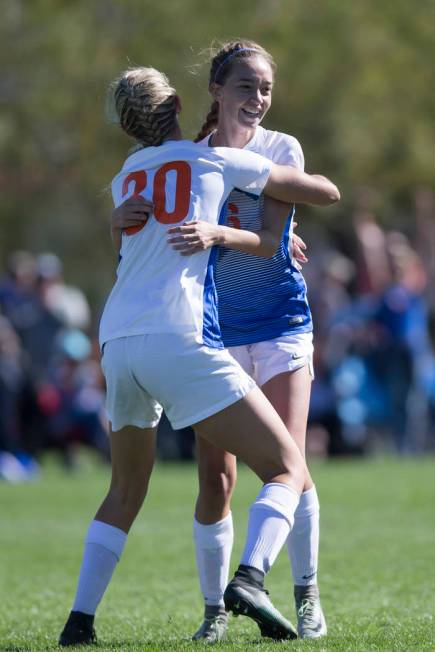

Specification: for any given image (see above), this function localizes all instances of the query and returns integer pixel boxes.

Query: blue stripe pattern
[215,190,313,346]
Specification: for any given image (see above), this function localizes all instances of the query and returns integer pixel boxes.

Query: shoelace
[205,614,228,624]
[202,615,228,635]
[297,598,319,626]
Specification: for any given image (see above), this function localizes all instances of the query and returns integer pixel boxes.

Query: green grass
[1,456,434,651]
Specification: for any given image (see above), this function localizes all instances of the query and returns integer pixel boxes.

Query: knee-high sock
[241,483,300,574]
[287,486,320,585]
[193,513,233,607]
[72,520,127,615]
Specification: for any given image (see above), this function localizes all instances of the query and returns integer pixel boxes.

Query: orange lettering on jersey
[227,202,241,230]
[153,161,192,224]
[122,171,148,235]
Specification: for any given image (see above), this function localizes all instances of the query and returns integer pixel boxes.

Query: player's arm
[168,199,308,261]
[264,165,340,205]
[214,196,290,258]
[167,199,288,259]
[110,196,153,254]
[167,220,275,258]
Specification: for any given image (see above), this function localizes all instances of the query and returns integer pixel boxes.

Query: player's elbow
[320,183,341,206]
[330,184,341,203]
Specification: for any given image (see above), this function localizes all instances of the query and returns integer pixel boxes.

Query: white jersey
[244,126,304,170]
[99,140,272,349]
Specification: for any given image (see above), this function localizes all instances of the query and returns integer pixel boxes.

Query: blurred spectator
[302,202,435,456]
[367,231,431,452]
[37,253,91,331]
[0,314,40,480]
[37,329,109,468]
[1,227,435,480]
[0,251,108,479]
[0,315,30,452]
[0,251,62,380]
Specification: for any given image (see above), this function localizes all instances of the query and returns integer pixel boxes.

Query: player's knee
[109,476,149,515]
[290,462,305,494]
[199,467,235,504]
[264,455,305,494]
[284,456,305,494]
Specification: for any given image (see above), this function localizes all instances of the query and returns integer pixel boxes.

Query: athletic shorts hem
[259,357,314,387]
[109,415,161,432]
[170,378,256,430]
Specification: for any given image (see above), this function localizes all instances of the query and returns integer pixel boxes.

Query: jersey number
[227,202,241,230]
[121,161,192,235]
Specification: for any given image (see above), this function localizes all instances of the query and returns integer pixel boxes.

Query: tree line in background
[1,0,434,319]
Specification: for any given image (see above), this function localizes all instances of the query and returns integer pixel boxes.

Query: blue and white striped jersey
[198,126,313,346]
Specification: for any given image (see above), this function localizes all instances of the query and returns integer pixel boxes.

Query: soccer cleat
[224,573,297,641]
[294,584,327,639]
[58,610,97,647]
[192,605,229,643]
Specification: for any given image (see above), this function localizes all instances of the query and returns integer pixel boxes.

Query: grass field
[1,455,434,651]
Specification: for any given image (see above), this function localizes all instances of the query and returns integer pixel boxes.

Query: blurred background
[1,0,435,480]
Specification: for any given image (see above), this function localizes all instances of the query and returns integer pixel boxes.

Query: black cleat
[59,611,97,647]
[224,566,297,641]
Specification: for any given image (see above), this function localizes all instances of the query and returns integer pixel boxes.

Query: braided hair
[111,67,178,147]
[195,39,276,143]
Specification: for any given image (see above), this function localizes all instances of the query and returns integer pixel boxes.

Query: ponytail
[194,101,219,143]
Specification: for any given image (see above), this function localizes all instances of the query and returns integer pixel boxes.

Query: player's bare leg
[195,439,236,524]
[194,386,305,640]
[95,425,156,530]
[59,426,156,647]
[262,366,327,638]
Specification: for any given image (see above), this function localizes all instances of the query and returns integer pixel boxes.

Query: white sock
[72,520,127,615]
[193,513,233,607]
[241,483,300,574]
[287,485,320,585]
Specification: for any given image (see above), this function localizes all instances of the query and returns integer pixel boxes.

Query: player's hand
[111,195,153,235]
[291,221,308,269]
[167,221,221,255]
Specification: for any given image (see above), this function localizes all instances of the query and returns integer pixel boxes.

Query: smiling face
[211,55,274,141]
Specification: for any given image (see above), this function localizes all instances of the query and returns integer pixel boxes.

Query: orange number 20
[121,171,148,234]
[121,161,192,234]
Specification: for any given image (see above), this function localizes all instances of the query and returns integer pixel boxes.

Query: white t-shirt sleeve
[269,132,305,171]
[223,149,272,196]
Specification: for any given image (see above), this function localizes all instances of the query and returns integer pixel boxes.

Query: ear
[209,82,223,102]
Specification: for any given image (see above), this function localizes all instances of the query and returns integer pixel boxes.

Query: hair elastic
[213,47,260,83]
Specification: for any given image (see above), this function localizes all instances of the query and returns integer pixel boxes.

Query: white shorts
[101,334,255,432]
[228,332,314,387]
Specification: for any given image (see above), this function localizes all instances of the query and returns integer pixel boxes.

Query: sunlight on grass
[1,456,434,650]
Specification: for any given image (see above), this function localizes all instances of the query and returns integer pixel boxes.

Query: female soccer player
[116,41,333,642]
[59,66,339,647]
[189,40,329,642]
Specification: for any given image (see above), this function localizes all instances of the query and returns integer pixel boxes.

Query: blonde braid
[111,68,178,147]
